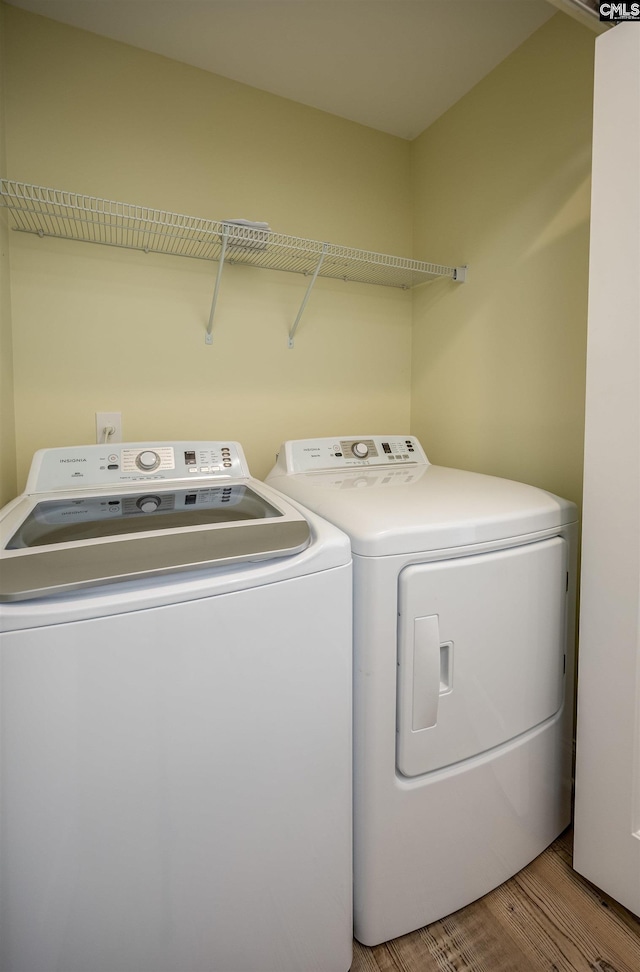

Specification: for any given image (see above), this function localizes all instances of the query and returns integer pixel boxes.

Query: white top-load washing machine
[0,441,352,972]
[267,435,578,947]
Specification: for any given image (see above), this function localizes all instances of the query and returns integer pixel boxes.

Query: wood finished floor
[349,829,640,972]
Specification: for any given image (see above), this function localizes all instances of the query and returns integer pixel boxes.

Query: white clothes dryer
[0,441,352,972]
[267,435,578,947]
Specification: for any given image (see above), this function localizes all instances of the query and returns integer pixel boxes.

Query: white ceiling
[7,1,573,138]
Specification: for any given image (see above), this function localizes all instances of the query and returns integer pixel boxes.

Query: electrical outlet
[95,411,123,444]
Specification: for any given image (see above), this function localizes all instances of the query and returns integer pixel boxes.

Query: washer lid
[0,441,322,602]
[0,480,312,602]
[0,517,311,603]
[6,483,284,549]
[267,463,578,556]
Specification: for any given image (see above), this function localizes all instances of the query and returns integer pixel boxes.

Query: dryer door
[397,537,568,778]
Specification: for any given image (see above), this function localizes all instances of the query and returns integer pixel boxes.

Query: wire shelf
[0,180,458,289]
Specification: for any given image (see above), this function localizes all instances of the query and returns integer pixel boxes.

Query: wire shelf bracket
[288,243,328,349]
[205,225,229,345]
[0,180,467,348]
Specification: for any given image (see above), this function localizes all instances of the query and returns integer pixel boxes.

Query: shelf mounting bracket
[205,225,230,345]
[453,265,468,283]
[288,243,328,348]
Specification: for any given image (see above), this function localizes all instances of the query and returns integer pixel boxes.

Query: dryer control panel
[26,441,251,493]
[275,436,429,473]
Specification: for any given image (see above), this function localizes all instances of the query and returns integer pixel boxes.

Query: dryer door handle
[412,615,441,730]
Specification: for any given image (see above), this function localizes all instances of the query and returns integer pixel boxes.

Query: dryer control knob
[136,450,161,471]
[137,495,161,513]
[352,442,369,459]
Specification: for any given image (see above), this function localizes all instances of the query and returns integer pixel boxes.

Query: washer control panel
[27,441,251,493]
[279,436,429,473]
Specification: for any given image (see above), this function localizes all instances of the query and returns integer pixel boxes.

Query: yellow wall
[411,14,594,507]
[2,5,412,487]
[1,8,595,503]
[0,2,17,506]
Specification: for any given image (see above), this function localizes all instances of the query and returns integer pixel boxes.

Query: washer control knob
[137,495,161,513]
[136,450,160,471]
[352,442,369,459]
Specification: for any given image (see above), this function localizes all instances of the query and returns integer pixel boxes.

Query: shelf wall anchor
[205,225,230,345]
[288,243,328,349]
[453,265,468,283]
